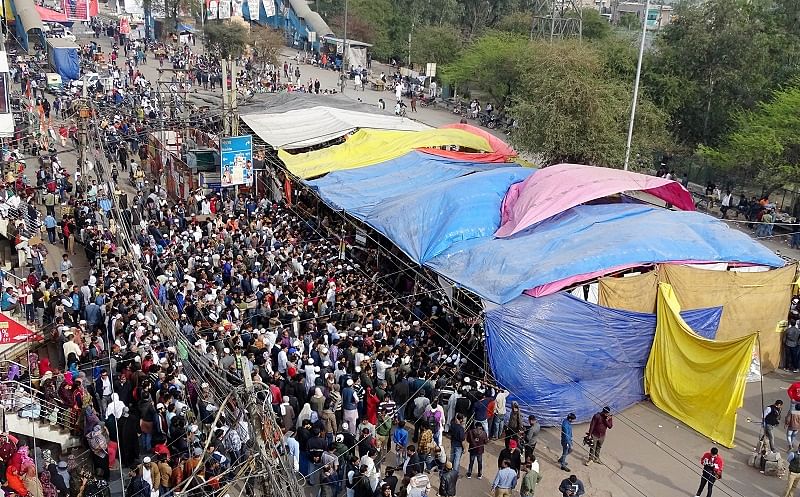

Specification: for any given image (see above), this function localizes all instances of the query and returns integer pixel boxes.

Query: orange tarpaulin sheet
[419,123,517,163]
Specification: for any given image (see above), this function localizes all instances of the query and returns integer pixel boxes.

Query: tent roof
[240,92,391,115]
[420,123,516,163]
[496,163,695,237]
[45,37,79,48]
[308,151,503,215]
[280,128,493,178]
[425,203,784,303]
[241,106,429,150]
[13,0,44,32]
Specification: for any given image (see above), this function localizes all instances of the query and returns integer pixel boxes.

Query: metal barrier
[0,380,79,433]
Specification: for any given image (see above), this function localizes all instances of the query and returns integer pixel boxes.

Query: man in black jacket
[403,445,424,476]
[439,461,459,496]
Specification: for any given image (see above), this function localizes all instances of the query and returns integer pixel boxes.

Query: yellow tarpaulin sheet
[598,271,659,313]
[659,264,796,371]
[645,283,756,448]
[278,128,493,179]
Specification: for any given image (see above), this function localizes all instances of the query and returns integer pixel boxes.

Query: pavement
[47,11,800,497]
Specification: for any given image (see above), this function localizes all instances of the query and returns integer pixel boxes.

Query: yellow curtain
[659,264,796,371]
[598,271,659,313]
[278,129,493,179]
[645,283,756,448]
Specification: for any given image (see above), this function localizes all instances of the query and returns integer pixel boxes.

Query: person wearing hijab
[7,363,20,381]
[105,393,125,420]
[119,406,141,468]
[296,403,313,429]
[39,470,58,497]
[23,465,44,497]
[50,461,70,497]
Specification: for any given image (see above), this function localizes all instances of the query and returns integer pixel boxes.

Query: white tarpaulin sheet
[241,106,430,149]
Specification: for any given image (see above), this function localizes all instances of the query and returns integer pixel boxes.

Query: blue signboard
[220,135,253,187]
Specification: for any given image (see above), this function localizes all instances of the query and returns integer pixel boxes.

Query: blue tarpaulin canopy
[307,151,505,216]
[425,204,784,303]
[485,292,723,426]
[355,167,532,263]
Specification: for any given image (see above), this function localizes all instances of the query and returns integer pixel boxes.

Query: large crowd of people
[0,18,563,497]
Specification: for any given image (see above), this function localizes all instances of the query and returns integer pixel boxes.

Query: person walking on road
[490,459,517,497]
[585,406,613,465]
[438,461,458,497]
[785,446,800,497]
[764,400,784,452]
[465,422,487,479]
[519,460,542,497]
[448,414,465,472]
[694,447,723,497]
[558,413,576,471]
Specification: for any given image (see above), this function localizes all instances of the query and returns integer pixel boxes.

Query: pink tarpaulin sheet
[419,123,517,163]
[496,163,695,238]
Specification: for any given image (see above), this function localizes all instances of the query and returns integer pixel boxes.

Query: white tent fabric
[241,106,430,149]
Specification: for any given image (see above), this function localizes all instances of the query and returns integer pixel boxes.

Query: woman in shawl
[7,363,20,381]
[365,387,379,426]
[23,465,44,497]
[38,358,52,377]
[85,425,110,479]
[39,470,58,497]
[40,371,58,420]
[58,373,76,429]
[83,406,101,436]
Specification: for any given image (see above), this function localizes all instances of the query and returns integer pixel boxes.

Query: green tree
[647,0,800,147]
[494,11,533,35]
[411,25,463,67]
[204,21,249,60]
[573,8,611,40]
[441,33,527,108]
[700,81,800,193]
[617,12,640,30]
[510,40,670,166]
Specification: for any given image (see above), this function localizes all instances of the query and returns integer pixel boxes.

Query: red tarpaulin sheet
[0,312,40,344]
[419,123,516,163]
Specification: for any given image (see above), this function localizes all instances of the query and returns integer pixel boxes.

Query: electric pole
[78,106,90,189]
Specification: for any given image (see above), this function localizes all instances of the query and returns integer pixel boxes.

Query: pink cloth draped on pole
[496,163,695,238]
[419,123,517,163]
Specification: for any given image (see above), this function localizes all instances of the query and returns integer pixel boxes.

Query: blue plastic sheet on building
[307,151,506,217]
[426,204,785,304]
[51,47,80,82]
[358,167,532,263]
[485,292,723,426]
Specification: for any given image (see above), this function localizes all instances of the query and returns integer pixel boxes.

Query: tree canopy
[204,21,249,60]
[700,81,800,191]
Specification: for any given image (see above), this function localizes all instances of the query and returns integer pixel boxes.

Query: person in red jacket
[585,406,613,465]
[695,447,723,497]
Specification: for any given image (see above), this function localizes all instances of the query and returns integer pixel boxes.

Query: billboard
[0,313,41,344]
[65,0,92,21]
[221,135,253,187]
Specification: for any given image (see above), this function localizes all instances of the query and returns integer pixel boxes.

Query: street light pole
[623,0,650,171]
[340,0,348,93]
